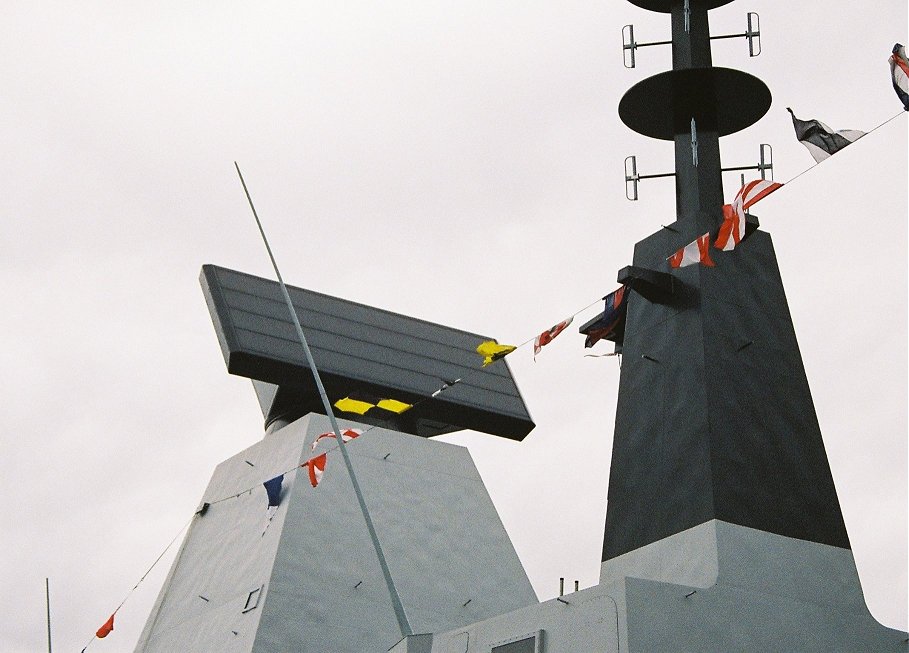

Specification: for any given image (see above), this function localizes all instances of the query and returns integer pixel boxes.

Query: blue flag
[583,286,628,348]
[263,474,283,507]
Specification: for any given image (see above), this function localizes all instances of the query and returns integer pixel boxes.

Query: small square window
[491,630,543,653]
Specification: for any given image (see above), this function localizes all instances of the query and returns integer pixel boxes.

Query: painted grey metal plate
[134,415,539,653]
[200,264,534,440]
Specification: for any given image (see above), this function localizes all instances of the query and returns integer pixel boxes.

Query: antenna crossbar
[623,12,760,68]
[625,143,772,200]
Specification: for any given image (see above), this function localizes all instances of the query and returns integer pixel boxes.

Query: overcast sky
[1,2,906,651]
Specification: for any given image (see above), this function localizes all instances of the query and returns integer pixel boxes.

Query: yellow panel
[376,399,413,414]
[334,397,374,415]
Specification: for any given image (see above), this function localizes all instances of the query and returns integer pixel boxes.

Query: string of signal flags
[81,42,909,651]
[668,42,908,268]
[661,42,909,268]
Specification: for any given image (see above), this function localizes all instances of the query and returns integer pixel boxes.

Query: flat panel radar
[201,264,534,440]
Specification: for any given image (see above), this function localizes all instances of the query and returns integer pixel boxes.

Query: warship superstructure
[134,1,908,651]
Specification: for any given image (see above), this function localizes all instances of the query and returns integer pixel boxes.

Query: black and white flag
[786,108,865,163]
[890,43,909,111]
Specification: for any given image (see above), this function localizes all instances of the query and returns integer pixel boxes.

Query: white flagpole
[234,162,412,638]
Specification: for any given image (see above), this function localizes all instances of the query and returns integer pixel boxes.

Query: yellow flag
[476,340,517,367]
[335,395,412,415]
[376,399,413,414]
[334,397,374,415]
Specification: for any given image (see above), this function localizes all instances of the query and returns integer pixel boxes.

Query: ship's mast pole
[235,162,413,638]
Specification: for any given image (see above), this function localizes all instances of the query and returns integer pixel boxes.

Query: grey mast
[603,0,848,561]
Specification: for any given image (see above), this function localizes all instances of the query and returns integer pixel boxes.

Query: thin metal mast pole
[233,162,412,638]
[45,578,52,653]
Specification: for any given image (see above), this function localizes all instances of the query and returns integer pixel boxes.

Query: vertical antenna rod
[234,162,412,638]
[45,578,52,653]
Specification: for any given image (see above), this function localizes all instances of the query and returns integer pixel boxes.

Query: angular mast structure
[604,0,849,561]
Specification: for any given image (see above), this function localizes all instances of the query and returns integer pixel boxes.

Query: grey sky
[1,2,906,651]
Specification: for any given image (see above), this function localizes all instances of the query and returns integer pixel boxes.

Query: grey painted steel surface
[430,586,621,653]
[602,228,850,560]
[426,521,905,652]
[133,414,536,653]
[389,634,434,653]
[616,521,906,652]
[132,419,306,652]
[201,264,534,440]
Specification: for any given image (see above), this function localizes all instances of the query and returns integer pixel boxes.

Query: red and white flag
[738,179,783,209]
[313,428,361,449]
[668,233,715,268]
[716,200,746,251]
[534,316,574,357]
[715,179,783,251]
[305,454,327,487]
[303,429,362,487]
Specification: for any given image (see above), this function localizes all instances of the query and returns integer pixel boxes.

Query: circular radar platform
[619,67,771,140]
[625,0,735,12]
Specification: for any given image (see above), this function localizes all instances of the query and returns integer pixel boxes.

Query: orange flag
[96,613,115,638]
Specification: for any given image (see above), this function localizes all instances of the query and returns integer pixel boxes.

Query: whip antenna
[233,162,412,637]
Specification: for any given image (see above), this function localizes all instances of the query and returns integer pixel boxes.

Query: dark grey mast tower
[603,0,848,560]
[405,4,904,649]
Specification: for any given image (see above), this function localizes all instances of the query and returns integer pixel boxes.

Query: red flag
[96,613,115,639]
[305,454,327,487]
[668,233,715,268]
[534,317,574,357]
